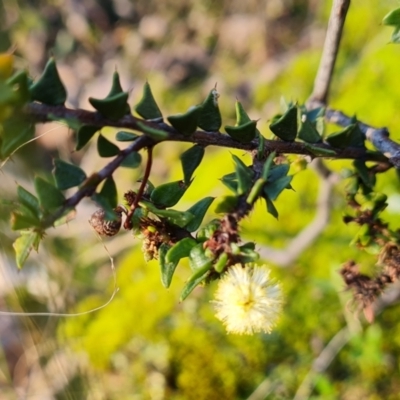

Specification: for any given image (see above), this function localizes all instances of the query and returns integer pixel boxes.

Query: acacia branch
[308,0,350,104]
[24,103,388,163]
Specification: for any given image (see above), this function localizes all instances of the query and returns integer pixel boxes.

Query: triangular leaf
[135,82,163,120]
[264,175,293,201]
[235,100,252,125]
[97,134,120,157]
[167,105,201,136]
[29,57,67,105]
[198,88,222,132]
[180,145,205,185]
[298,118,322,144]
[225,120,257,143]
[89,92,130,120]
[269,104,298,141]
[53,159,87,190]
[75,126,98,150]
[326,124,364,149]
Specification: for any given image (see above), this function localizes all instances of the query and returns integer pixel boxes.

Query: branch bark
[324,107,400,168]
[308,0,350,104]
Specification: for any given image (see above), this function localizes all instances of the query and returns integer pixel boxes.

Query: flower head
[212,263,283,335]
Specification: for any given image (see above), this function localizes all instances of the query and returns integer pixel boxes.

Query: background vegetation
[1,0,400,399]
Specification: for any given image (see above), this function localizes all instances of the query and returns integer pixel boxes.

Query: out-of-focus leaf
[354,160,375,189]
[215,196,238,213]
[298,118,322,143]
[13,231,41,269]
[326,124,364,148]
[29,57,67,105]
[214,252,228,273]
[264,175,293,201]
[17,185,40,218]
[383,8,400,26]
[120,152,142,169]
[34,176,65,211]
[1,118,34,158]
[11,212,41,230]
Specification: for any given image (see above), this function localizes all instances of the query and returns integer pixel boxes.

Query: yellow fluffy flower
[213,264,283,335]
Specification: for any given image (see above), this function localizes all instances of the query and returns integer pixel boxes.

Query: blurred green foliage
[1,0,400,399]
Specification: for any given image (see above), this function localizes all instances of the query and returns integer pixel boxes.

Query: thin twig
[259,159,339,267]
[308,0,350,104]
[124,146,153,230]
